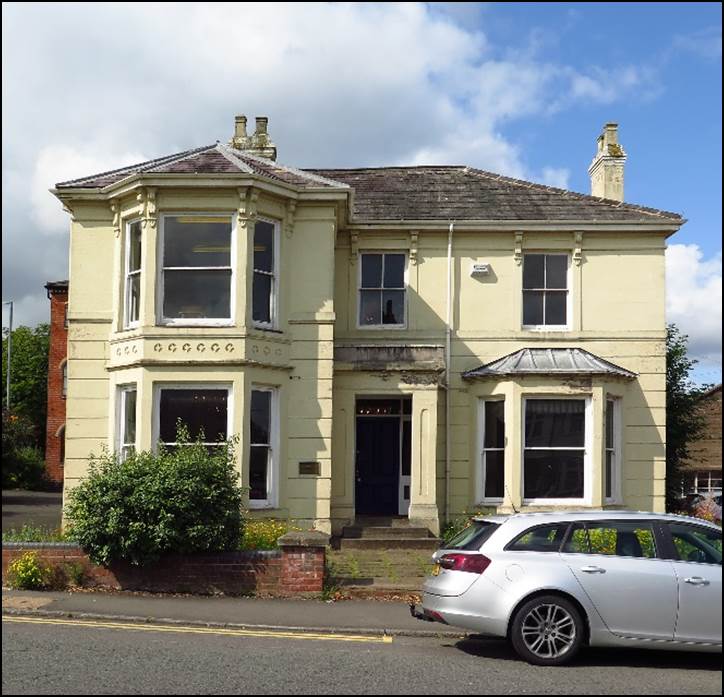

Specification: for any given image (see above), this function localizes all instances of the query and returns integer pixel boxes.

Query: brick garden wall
[2,542,326,596]
[45,284,68,486]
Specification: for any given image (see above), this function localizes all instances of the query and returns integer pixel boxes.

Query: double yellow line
[2,614,393,644]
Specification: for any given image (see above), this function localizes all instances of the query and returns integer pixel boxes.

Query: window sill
[159,320,234,327]
[522,326,571,332]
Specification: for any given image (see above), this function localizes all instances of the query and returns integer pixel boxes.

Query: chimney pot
[255,117,269,136]
[229,114,277,161]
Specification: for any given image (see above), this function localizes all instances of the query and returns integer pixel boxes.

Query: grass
[2,525,70,543]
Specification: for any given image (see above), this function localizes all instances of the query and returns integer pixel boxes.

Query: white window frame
[124,219,142,329]
[522,253,571,331]
[357,251,408,329]
[252,217,281,330]
[477,398,506,505]
[605,397,623,504]
[522,396,593,506]
[116,384,138,462]
[152,382,233,452]
[249,385,279,509]
[157,213,236,327]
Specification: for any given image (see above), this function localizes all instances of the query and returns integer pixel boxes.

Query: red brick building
[683,384,722,495]
[44,280,68,485]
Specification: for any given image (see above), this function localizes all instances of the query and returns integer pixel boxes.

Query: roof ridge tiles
[233,147,350,188]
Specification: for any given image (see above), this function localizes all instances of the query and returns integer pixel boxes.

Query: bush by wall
[65,426,245,567]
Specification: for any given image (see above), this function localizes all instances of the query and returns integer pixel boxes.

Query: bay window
[160,215,233,324]
[249,386,278,507]
[480,399,505,501]
[124,220,142,327]
[524,398,587,501]
[117,385,137,461]
[252,219,279,328]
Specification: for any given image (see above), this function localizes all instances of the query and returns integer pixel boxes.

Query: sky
[2,2,722,383]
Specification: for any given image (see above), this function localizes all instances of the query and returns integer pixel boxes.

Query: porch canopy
[462,348,637,380]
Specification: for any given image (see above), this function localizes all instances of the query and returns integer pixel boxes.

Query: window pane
[544,291,567,325]
[669,524,722,565]
[484,450,504,498]
[159,389,228,443]
[123,390,137,445]
[444,521,500,551]
[253,221,274,273]
[508,523,569,552]
[383,254,405,288]
[164,216,231,267]
[606,401,614,448]
[359,289,381,325]
[524,450,584,498]
[249,447,269,500]
[484,401,505,449]
[163,269,231,319]
[128,222,142,272]
[605,451,613,499]
[127,273,140,323]
[381,290,404,324]
[250,390,271,445]
[525,399,585,447]
[563,523,590,554]
[523,254,545,289]
[523,291,544,325]
[253,272,272,324]
[545,255,567,289]
[361,254,382,288]
[585,522,657,559]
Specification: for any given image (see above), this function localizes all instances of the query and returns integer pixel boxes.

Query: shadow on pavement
[456,636,722,670]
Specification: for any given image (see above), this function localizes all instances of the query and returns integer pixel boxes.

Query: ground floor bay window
[523,398,589,503]
[249,386,278,509]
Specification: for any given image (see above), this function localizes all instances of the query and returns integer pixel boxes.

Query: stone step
[341,526,433,539]
[339,537,441,551]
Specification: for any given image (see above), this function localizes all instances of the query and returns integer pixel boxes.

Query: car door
[560,519,678,640]
[666,521,722,644]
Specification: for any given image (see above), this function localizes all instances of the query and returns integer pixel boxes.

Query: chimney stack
[588,122,626,201]
[229,114,277,161]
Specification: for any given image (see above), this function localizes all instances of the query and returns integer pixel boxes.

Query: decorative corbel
[248,188,259,219]
[409,230,419,265]
[237,186,249,226]
[573,231,584,267]
[285,199,297,238]
[349,230,359,265]
[514,232,524,265]
[61,203,76,223]
[139,187,157,230]
[110,199,121,238]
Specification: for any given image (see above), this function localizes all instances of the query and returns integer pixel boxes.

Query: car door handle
[684,577,710,586]
[580,566,606,574]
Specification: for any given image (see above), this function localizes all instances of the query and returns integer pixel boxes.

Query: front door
[355,416,400,515]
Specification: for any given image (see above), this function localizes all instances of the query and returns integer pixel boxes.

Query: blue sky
[2,2,721,382]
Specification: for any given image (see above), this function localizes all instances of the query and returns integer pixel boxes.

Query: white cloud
[666,244,723,367]
[30,145,149,233]
[674,26,722,60]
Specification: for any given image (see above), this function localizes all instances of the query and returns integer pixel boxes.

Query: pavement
[1,588,462,638]
[1,490,63,532]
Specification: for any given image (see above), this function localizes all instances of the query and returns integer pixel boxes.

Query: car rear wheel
[510,595,584,666]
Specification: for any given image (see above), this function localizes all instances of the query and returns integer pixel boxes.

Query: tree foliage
[666,324,706,511]
[2,324,50,447]
[65,425,245,566]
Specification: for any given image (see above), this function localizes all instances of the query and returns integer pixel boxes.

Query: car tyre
[510,594,584,666]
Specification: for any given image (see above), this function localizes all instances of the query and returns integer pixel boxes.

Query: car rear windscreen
[444,521,500,551]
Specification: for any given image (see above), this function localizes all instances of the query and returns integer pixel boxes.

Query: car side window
[507,523,569,552]
[669,523,722,566]
[562,521,657,558]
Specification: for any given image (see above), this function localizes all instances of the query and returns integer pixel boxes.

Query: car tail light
[438,553,491,574]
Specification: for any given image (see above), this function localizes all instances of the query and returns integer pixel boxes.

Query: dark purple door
[355,416,400,515]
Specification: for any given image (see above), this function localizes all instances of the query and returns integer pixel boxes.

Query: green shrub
[65,425,245,567]
[239,518,298,550]
[6,552,53,590]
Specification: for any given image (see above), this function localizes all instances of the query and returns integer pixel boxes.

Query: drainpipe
[445,222,454,525]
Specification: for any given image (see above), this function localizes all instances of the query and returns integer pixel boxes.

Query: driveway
[1,490,63,532]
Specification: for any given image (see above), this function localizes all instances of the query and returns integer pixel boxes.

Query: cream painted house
[54,117,683,536]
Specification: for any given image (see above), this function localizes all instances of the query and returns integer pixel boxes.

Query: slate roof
[463,348,637,379]
[55,145,683,224]
[307,166,683,222]
[55,143,349,190]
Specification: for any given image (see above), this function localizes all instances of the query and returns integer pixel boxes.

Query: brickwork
[683,385,722,476]
[44,281,68,485]
[2,543,326,596]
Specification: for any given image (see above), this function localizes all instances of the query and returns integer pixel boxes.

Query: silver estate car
[412,511,722,665]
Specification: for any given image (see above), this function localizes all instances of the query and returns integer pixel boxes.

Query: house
[44,279,69,486]
[52,117,684,535]
[682,384,722,496]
